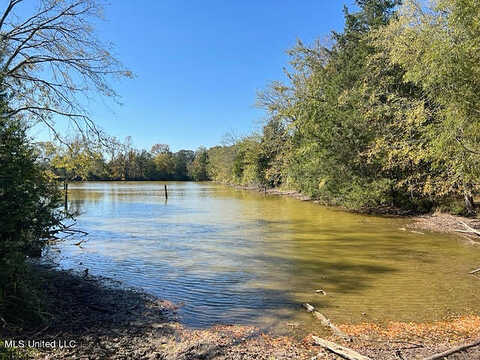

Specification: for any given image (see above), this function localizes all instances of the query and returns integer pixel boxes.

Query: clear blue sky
[42,1,352,151]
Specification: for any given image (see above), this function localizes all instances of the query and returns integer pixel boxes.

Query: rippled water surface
[50,181,480,332]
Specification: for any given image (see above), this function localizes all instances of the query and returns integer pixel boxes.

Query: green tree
[188,147,209,181]
[372,0,480,213]
[0,104,63,323]
[49,137,103,181]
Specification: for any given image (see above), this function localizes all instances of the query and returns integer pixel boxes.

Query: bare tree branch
[0,0,132,141]
[0,0,23,32]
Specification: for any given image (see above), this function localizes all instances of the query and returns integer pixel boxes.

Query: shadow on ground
[1,264,478,360]
[0,264,316,359]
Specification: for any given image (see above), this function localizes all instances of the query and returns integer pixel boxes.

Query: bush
[0,114,64,325]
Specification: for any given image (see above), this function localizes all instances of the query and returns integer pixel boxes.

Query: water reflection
[48,181,480,332]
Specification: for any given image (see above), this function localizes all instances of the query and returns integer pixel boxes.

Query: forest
[40,137,210,182]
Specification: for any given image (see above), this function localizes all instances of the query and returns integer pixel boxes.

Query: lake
[49,181,480,334]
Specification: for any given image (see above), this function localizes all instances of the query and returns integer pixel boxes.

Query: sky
[33,1,351,152]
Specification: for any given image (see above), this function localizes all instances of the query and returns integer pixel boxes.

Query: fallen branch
[312,336,371,360]
[455,221,480,237]
[303,303,351,341]
[469,267,480,275]
[422,339,480,360]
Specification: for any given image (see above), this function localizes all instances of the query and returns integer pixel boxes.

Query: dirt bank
[235,184,480,242]
[408,213,480,243]
[1,265,479,359]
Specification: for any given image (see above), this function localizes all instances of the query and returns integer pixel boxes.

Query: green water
[51,181,480,333]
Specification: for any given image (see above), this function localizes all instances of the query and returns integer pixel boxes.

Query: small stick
[303,303,351,341]
[312,336,371,360]
[469,267,480,274]
[457,221,480,236]
[422,339,480,360]
[164,184,168,200]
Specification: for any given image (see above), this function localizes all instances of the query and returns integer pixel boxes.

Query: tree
[372,0,480,213]
[48,137,103,181]
[153,149,175,180]
[0,94,63,323]
[207,145,236,183]
[188,147,209,181]
[0,0,132,139]
[151,144,170,156]
[272,0,402,209]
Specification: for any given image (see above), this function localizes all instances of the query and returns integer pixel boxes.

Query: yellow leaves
[339,315,480,342]
[42,169,59,182]
[318,178,327,190]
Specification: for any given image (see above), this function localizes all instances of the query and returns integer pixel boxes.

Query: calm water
[49,181,480,333]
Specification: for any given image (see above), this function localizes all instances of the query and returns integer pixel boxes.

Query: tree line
[205,0,480,215]
[36,0,480,218]
[39,137,210,182]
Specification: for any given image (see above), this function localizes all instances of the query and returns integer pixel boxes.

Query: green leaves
[208,0,480,213]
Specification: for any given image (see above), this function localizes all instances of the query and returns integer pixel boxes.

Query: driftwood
[469,267,480,275]
[422,339,480,360]
[312,336,371,360]
[303,303,351,341]
[455,221,480,236]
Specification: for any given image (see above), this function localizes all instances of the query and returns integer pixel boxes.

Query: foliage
[371,0,480,212]
[206,145,236,183]
[206,0,480,214]
[0,108,63,325]
[188,147,209,181]
[44,139,210,182]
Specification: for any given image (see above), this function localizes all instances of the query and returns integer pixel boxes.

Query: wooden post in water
[164,184,168,200]
[64,180,68,210]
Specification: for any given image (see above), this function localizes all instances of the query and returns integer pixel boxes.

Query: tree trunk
[464,190,475,215]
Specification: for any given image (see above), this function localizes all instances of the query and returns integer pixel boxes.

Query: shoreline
[1,264,479,359]
[232,184,480,242]
[5,182,477,358]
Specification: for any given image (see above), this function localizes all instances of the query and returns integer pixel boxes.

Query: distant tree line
[39,137,210,182]
[37,0,480,216]
[204,0,480,215]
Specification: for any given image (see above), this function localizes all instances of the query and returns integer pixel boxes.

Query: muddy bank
[234,184,480,241]
[1,265,479,359]
[232,184,313,202]
[408,213,480,243]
